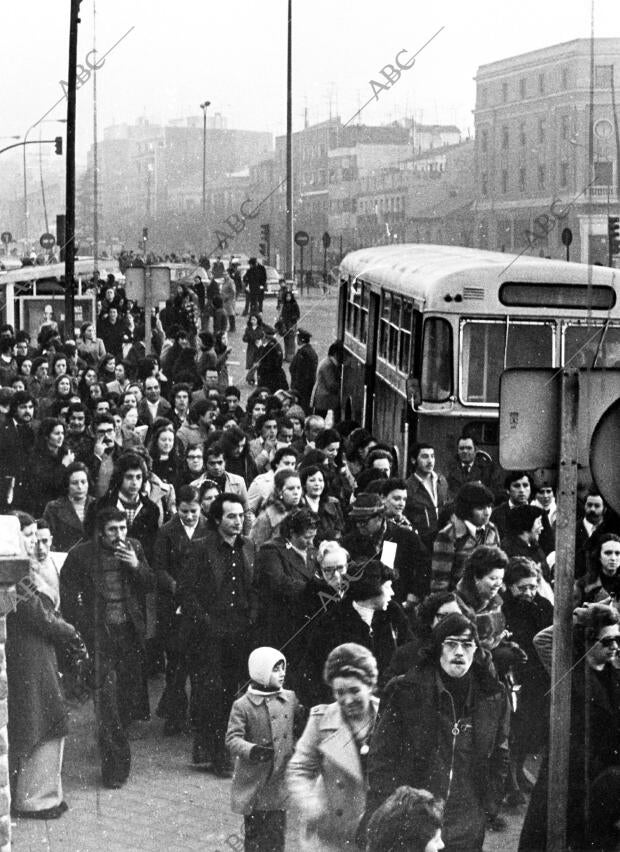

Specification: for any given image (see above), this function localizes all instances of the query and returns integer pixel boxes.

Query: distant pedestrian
[289,329,318,413]
[311,341,344,421]
[277,289,301,362]
[256,326,288,394]
[244,258,267,315]
[221,274,237,333]
[226,647,304,852]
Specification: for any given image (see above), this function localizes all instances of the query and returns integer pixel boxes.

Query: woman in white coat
[287,643,379,851]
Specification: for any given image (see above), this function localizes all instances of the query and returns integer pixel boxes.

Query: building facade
[474,38,620,264]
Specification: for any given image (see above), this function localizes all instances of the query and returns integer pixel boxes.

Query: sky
[1,0,619,169]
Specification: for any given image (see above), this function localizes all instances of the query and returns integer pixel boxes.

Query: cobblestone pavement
[12,677,527,852]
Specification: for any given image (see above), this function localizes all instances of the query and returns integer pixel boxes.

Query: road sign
[561,228,573,247]
[294,230,309,247]
[40,233,55,249]
[1,232,12,245]
[322,231,331,249]
[499,369,559,469]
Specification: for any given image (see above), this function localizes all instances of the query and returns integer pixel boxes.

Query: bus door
[363,290,381,431]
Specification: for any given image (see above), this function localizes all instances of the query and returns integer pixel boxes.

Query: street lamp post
[200,101,211,214]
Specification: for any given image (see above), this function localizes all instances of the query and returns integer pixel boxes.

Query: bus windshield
[564,324,620,369]
[461,320,554,404]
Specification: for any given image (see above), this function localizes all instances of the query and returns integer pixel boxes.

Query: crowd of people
[2,269,620,851]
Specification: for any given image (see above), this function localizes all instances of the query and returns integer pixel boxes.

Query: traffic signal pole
[64,0,80,339]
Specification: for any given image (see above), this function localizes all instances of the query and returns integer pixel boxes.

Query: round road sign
[294,230,309,247]
[1,232,12,245]
[40,233,56,249]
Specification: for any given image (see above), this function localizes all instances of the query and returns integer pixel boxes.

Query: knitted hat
[349,492,385,520]
[287,404,306,422]
[248,647,286,687]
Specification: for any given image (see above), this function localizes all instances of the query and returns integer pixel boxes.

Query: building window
[561,115,570,141]
[595,65,613,88]
[519,167,526,192]
[560,161,569,188]
[501,170,508,194]
[519,123,526,146]
[561,67,569,89]
[479,86,487,107]
[481,171,488,196]
[538,165,545,191]
[502,126,509,150]
[502,82,508,103]
[520,78,527,99]
[538,118,546,143]
[480,129,488,153]
[538,73,545,95]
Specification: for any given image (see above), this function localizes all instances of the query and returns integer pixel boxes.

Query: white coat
[287,697,379,852]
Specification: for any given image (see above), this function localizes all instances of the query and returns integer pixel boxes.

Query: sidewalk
[12,678,526,852]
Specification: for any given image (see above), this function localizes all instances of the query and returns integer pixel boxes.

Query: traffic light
[259,223,270,261]
[54,136,63,155]
[609,216,620,255]
[142,227,148,241]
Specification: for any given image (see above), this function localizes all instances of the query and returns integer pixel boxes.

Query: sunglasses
[598,636,620,649]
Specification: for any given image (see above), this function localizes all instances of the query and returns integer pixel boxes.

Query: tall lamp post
[200,101,211,214]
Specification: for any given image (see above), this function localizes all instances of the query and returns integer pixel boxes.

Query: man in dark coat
[243,257,267,314]
[151,485,209,734]
[60,506,155,789]
[255,326,288,393]
[342,493,431,603]
[0,391,36,512]
[289,328,318,412]
[362,613,509,852]
[177,493,257,775]
[300,560,412,707]
[98,307,127,360]
[445,435,499,501]
[404,443,449,551]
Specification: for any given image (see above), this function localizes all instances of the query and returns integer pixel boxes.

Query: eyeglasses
[96,427,115,435]
[598,636,620,649]
[442,639,476,652]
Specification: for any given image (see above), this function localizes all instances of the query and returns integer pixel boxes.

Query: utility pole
[285,0,293,280]
[64,0,80,338]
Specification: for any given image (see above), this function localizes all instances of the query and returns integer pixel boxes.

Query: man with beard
[0,391,36,511]
[575,490,607,578]
[362,613,509,852]
[60,507,154,789]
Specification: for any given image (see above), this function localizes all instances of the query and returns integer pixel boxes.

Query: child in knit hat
[225,647,305,852]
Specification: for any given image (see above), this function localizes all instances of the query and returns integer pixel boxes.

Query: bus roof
[340,244,620,310]
[0,258,120,286]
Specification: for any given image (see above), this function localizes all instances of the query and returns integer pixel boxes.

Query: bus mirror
[406,376,421,410]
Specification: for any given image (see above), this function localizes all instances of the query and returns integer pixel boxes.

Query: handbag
[59,631,93,703]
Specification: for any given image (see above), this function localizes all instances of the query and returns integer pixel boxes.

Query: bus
[0,258,119,337]
[337,243,620,476]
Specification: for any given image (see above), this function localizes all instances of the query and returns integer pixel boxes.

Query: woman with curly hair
[30,418,76,516]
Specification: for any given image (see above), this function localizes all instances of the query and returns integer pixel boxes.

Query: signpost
[294,231,309,291]
[1,232,12,245]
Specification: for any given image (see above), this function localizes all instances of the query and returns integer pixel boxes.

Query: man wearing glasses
[90,413,122,497]
[363,612,509,852]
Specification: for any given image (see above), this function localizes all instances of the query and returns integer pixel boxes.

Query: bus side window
[421,317,453,402]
